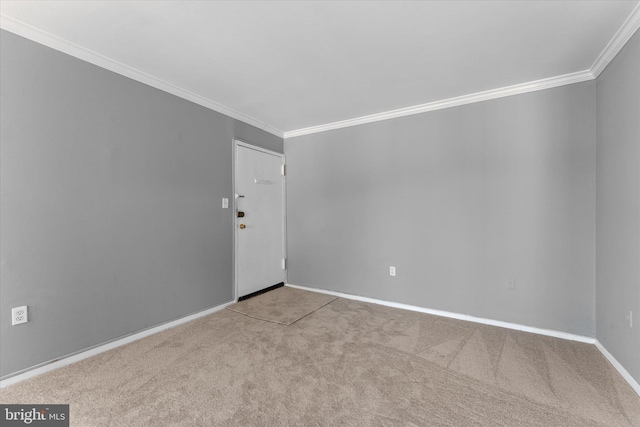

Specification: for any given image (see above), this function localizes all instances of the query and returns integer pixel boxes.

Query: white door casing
[234,140,286,299]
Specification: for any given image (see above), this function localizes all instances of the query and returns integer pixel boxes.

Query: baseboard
[287,283,640,397]
[5,289,638,400]
[594,340,640,397]
[286,284,595,343]
[0,300,234,389]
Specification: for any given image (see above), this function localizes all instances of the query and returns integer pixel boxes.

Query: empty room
[1,1,639,426]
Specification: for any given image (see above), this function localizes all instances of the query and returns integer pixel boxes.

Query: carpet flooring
[1,288,638,426]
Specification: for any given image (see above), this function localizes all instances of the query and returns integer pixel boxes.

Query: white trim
[285,284,594,343]
[594,340,640,397]
[283,3,639,139]
[287,283,640,396]
[591,3,640,78]
[283,70,594,138]
[233,139,287,300]
[282,154,288,285]
[2,4,639,142]
[234,139,284,158]
[0,301,234,389]
[0,14,284,139]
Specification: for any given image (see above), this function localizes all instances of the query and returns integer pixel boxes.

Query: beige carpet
[1,290,638,426]
[227,286,337,325]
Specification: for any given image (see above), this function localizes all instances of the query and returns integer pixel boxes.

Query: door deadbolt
[237,211,245,218]
[239,224,246,229]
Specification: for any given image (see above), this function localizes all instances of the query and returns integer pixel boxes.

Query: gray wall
[286,82,596,337]
[596,31,640,383]
[0,30,282,378]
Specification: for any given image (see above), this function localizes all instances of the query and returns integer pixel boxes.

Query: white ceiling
[1,1,639,137]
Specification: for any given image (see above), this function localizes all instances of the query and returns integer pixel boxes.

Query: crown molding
[0,14,285,139]
[3,2,639,141]
[284,69,594,139]
[591,2,640,78]
[284,2,640,139]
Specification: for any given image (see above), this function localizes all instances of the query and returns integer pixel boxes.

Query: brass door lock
[239,224,246,229]
[237,211,245,218]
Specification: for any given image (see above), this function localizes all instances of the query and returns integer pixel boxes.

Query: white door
[235,141,285,299]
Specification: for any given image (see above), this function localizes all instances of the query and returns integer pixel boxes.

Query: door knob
[237,211,245,218]
[239,224,246,229]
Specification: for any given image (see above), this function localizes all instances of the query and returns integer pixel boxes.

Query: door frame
[232,138,287,301]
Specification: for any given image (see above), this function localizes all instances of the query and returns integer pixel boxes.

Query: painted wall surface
[286,82,596,337]
[0,30,282,377]
[596,31,640,384]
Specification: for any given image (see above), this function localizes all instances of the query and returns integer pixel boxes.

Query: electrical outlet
[389,266,396,277]
[628,311,633,328]
[507,279,516,290]
[12,306,28,326]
